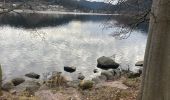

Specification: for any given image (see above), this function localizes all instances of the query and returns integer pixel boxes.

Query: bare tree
[102,0,151,39]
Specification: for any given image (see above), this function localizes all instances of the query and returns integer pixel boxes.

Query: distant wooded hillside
[0,0,152,13]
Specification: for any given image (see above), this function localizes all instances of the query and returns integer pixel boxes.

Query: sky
[87,0,118,4]
[90,0,104,1]
[87,0,106,2]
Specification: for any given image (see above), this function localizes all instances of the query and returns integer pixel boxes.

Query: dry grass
[122,77,141,89]
[80,77,141,100]
[0,90,40,100]
[45,73,68,88]
[0,76,141,100]
[80,86,138,100]
[0,91,39,100]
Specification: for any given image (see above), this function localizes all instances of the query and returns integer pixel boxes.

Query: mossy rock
[79,80,94,90]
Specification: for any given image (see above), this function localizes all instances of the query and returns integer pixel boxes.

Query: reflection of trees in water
[0,13,113,28]
[0,13,148,32]
[103,15,148,35]
[101,15,148,39]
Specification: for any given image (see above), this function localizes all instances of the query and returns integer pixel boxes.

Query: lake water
[0,13,147,80]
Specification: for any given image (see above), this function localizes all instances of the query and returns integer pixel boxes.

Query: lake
[0,13,147,80]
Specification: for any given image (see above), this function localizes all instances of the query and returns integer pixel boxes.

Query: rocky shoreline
[0,56,143,100]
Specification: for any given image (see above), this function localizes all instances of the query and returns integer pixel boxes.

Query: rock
[11,78,25,86]
[127,71,142,78]
[93,69,99,73]
[92,77,101,84]
[92,75,107,84]
[14,80,41,94]
[78,73,85,80]
[64,66,76,73]
[79,80,94,90]
[97,56,119,70]
[101,70,114,80]
[25,72,40,79]
[127,66,143,78]
[2,82,14,91]
[138,68,143,74]
[135,61,144,66]
[98,75,107,81]
[109,69,122,79]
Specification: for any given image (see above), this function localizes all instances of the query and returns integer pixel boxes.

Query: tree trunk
[0,65,2,96]
[139,0,170,99]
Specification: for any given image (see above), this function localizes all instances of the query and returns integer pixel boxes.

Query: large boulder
[135,61,144,66]
[25,72,40,79]
[64,66,76,73]
[11,78,25,86]
[97,56,119,70]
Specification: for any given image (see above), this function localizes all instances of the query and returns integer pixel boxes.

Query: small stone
[135,61,144,66]
[78,73,85,80]
[25,72,40,79]
[11,78,25,86]
[93,69,98,73]
[127,72,142,78]
[64,66,76,73]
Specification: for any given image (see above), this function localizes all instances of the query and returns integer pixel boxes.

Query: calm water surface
[0,13,147,80]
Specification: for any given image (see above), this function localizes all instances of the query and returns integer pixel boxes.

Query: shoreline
[9,10,120,16]
[0,57,143,99]
[0,69,141,100]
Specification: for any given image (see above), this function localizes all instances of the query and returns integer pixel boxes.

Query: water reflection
[0,13,114,28]
[0,13,148,32]
[0,13,147,80]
